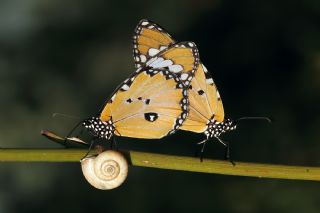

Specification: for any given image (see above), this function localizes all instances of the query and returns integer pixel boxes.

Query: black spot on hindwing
[144,112,158,122]
[198,90,205,95]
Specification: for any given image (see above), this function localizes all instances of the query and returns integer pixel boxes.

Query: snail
[80,150,128,190]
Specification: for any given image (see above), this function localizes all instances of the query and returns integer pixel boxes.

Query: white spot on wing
[121,84,129,91]
[151,59,173,68]
[140,55,147,63]
[217,91,221,98]
[206,78,214,84]
[180,73,189,80]
[146,57,158,66]
[147,57,164,67]
[188,42,194,47]
[159,46,167,51]
[141,21,149,26]
[169,64,183,73]
[148,48,160,56]
[202,64,208,73]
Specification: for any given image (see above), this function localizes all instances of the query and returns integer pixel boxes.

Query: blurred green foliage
[0,0,320,212]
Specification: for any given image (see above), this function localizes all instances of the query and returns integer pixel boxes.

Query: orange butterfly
[180,63,271,161]
[179,64,236,158]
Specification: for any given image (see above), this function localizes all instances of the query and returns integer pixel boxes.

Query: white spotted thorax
[83,117,115,139]
[204,118,237,139]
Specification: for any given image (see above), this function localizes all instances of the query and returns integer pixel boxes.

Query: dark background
[1,0,320,212]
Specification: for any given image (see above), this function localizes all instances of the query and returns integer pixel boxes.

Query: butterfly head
[82,117,115,139]
[206,118,237,138]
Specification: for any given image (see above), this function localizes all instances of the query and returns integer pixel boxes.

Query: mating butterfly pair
[82,19,237,158]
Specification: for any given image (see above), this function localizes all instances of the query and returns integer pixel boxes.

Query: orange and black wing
[99,69,188,139]
[133,19,200,86]
[133,19,175,68]
[180,64,224,133]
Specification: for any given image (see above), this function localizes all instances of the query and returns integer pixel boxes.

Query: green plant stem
[0,148,319,181]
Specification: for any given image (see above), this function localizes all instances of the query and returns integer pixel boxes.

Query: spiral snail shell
[81,150,128,190]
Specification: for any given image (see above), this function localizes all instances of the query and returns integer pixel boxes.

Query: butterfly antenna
[236,116,272,123]
[52,113,81,120]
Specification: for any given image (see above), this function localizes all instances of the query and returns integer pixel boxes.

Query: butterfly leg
[110,137,119,150]
[81,138,97,160]
[216,137,235,166]
[197,138,209,162]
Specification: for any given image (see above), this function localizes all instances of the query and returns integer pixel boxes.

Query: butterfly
[133,19,199,87]
[80,19,203,141]
[179,63,237,159]
[180,64,270,161]
[82,69,188,141]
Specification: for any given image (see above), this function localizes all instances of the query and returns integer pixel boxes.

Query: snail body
[81,150,128,190]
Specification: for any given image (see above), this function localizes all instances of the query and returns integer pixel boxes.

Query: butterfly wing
[133,19,175,68]
[180,64,224,133]
[133,19,200,86]
[100,69,188,139]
